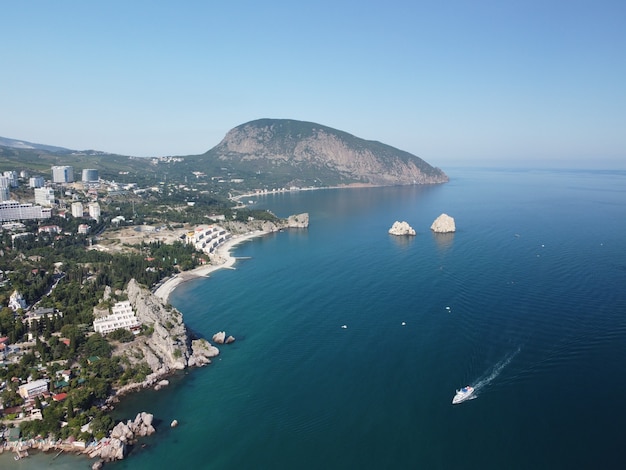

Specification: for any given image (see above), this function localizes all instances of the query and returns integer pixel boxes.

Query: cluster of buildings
[0,298,142,414]
[0,165,101,224]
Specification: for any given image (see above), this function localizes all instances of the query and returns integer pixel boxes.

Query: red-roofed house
[52,392,68,402]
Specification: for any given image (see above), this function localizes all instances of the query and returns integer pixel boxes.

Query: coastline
[153,230,269,302]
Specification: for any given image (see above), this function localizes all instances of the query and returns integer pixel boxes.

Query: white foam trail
[472,348,520,393]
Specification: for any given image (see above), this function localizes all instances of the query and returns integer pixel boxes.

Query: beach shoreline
[153,230,270,302]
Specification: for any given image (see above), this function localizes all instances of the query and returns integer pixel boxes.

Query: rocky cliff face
[206,119,448,186]
[223,212,309,234]
[110,279,218,396]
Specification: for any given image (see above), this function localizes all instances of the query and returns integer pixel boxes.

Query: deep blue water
[5,168,626,469]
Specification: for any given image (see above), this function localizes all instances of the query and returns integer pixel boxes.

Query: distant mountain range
[0,119,448,188]
[0,136,73,153]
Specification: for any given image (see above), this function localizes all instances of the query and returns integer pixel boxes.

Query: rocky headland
[222,212,309,234]
[108,279,219,402]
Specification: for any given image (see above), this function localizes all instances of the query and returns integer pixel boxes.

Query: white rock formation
[388,221,416,236]
[90,412,156,462]
[430,213,456,233]
[212,331,226,344]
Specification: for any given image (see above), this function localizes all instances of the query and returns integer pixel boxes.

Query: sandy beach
[153,230,269,302]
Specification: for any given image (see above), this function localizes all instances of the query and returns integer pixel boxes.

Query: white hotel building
[93,300,141,335]
[185,225,231,254]
[0,200,52,222]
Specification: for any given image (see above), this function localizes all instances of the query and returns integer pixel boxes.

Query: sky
[1,0,625,169]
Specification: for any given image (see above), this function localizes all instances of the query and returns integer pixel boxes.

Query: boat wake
[470,348,520,397]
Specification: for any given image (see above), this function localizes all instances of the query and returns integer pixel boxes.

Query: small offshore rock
[430,213,456,233]
[212,331,226,344]
[171,419,179,428]
[225,335,236,344]
[388,221,416,236]
[154,379,170,391]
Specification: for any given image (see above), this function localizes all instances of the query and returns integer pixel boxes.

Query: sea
[3,167,626,469]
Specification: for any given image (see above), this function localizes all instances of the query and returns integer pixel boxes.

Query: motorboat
[452,385,474,404]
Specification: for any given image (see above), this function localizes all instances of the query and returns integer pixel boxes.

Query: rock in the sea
[154,379,170,391]
[188,338,219,367]
[212,331,226,344]
[225,335,236,344]
[430,213,456,233]
[171,419,178,428]
[388,221,416,236]
[98,438,126,461]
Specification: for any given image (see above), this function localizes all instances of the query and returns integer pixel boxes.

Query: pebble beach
[153,230,269,302]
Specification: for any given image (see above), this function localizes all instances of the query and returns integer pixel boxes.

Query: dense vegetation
[0,132,295,443]
[0,199,209,439]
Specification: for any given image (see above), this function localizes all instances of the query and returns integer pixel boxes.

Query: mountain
[0,119,448,190]
[0,136,73,153]
[198,119,448,187]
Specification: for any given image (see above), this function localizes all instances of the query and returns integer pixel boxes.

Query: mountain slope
[200,119,448,187]
[0,136,73,153]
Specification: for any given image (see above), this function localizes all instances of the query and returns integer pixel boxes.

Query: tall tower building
[29,176,45,188]
[51,166,74,183]
[0,176,11,201]
[82,169,99,183]
[71,202,84,218]
[3,171,19,187]
[88,202,101,222]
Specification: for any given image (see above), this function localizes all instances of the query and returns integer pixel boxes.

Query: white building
[78,224,90,234]
[8,290,27,311]
[34,187,55,206]
[29,176,45,188]
[185,225,231,254]
[82,169,99,183]
[71,202,84,218]
[18,379,49,400]
[0,176,11,201]
[51,166,74,183]
[0,200,52,222]
[2,171,18,187]
[93,300,141,335]
[88,202,101,222]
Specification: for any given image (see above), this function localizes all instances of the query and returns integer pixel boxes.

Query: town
[0,161,283,457]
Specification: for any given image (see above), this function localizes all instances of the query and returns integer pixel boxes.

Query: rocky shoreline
[1,412,157,468]
[1,214,310,467]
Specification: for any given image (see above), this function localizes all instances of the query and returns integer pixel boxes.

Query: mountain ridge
[1,119,447,189]
[201,118,448,186]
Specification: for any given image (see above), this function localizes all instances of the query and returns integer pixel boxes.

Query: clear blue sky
[2,0,625,168]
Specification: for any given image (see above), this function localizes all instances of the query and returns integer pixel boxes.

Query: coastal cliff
[223,212,309,234]
[109,279,218,398]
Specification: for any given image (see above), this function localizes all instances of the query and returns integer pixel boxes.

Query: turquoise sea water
[3,168,626,469]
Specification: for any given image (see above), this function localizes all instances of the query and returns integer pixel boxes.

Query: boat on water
[452,386,474,404]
